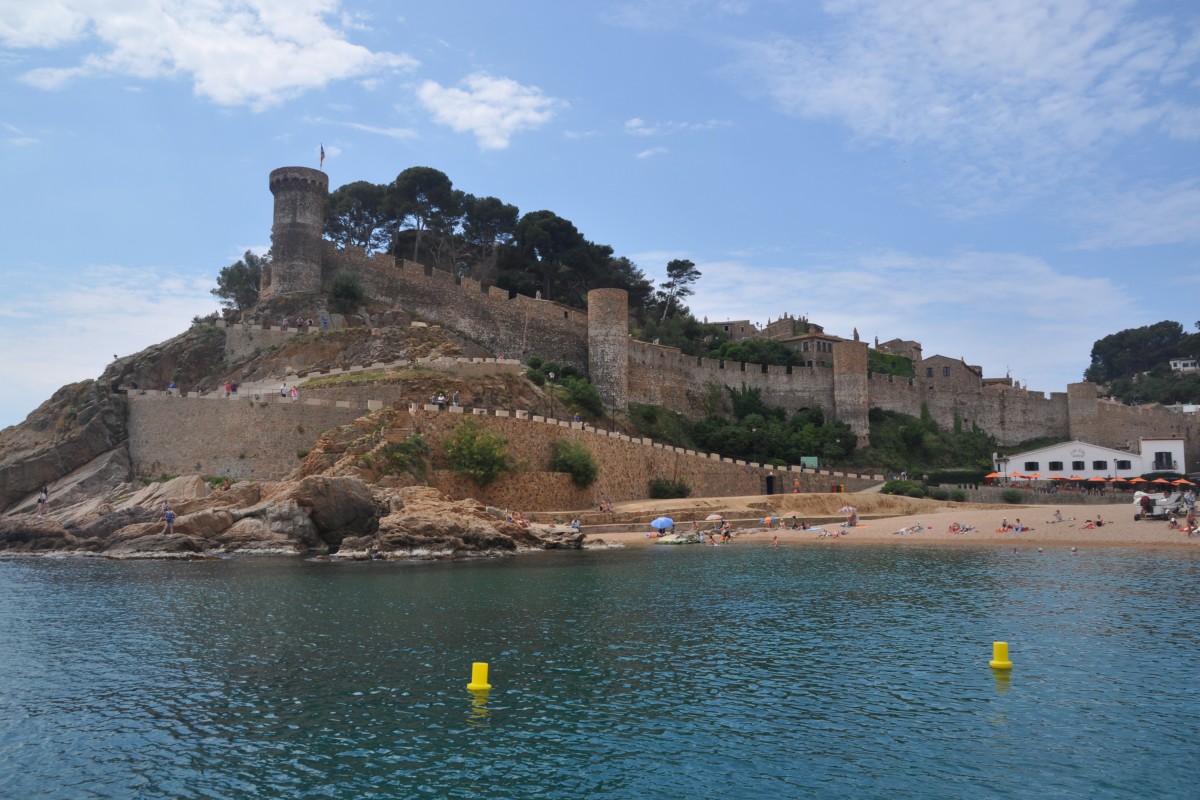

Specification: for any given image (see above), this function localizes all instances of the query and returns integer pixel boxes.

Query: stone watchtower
[260,166,328,299]
[832,339,870,444]
[587,288,629,412]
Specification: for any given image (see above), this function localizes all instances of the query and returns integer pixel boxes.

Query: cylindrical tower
[587,288,629,412]
[262,166,328,299]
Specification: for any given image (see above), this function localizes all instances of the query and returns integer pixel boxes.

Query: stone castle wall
[127,392,369,480]
[323,246,590,368]
[411,409,882,509]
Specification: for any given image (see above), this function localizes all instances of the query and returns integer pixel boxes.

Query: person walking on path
[36,484,48,518]
[280,382,287,397]
[290,386,299,401]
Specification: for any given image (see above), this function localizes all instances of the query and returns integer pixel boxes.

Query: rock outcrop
[0,477,583,560]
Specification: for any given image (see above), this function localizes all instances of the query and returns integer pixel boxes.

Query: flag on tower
[320,144,325,168]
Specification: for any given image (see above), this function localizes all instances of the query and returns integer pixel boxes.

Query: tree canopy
[212,251,267,312]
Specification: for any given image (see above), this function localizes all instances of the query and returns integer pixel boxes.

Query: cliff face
[0,381,128,512]
[0,326,230,513]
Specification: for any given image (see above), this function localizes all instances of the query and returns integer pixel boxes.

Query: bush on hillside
[648,478,691,499]
[881,479,924,497]
[443,420,514,486]
[1001,489,1023,504]
[549,439,600,488]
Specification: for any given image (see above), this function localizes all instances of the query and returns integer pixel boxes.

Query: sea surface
[1,544,1197,799]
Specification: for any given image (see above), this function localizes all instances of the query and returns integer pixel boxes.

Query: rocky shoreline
[0,475,584,560]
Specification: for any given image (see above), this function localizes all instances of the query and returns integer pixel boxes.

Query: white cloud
[636,146,668,159]
[417,72,562,150]
[1074,179,1200,249]
[688,247,1135,393]
[3,1,417,110]
[625,117,731,136]
[346,122,418,141]
[0,263,219,429]
[732,0,1200,199]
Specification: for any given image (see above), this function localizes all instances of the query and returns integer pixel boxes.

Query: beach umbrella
[1126,476,1146,483]
[1087,476,1107,483]
[1151,478,1172,485]
[1047,474,1066,481]
[1009,472,1026,480]
[838,505,857,514]
[705,513,724,521]
[1172,478,1193,486]
[1067,475,1084,481]
[650,517,674,530]
[1027,472,1043,479]
[984,472,1001,479]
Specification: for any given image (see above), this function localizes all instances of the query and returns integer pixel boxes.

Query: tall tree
[388,167,457,262]
[514,210,587,300]
[462,194,519,282]
[658,258,701,321]
[212,251,267,312]
[1084,321,1185,383]
[325,181,391,251]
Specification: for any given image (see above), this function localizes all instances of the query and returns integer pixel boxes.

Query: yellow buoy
[989,641,1013,670]
[467,661,492,691]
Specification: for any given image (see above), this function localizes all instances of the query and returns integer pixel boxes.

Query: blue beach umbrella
[650,517,675,530]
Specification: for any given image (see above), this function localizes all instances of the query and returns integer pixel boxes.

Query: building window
[803,342,809,352]
[926,367,934,377]
[1092,460,1108,470]
[1072,460,1085,470]
[1023,461,1039,471]
[942,366,950,376]
[1154,451,1174,470]
[1115,459,1132,470]
[1048,461,1063,471]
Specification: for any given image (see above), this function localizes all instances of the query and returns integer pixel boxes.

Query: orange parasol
[1126,476,1146,483]
[984,472,1001,479]
[1151,478,1172,484]
[1047,474,1067,481]
[1086,476,1107,482]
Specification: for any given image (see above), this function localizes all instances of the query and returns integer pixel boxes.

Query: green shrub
[950,488,967,502]
[928,488,949,501]
[560,376,604,418]
[648,478,691,499]
[443,420,514,486]
[296,449,309,459]
[526,356,543,369]
[1001,488,1022,504]
[906,487,926,498]
[549,439,600,488]
[330,271,364,313]
[379,434,431,481]
[881,479,923,496]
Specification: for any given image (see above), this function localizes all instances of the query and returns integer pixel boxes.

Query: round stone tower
[587,288,629,412]
[261,166,328,299]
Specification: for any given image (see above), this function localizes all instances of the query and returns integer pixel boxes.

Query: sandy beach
[583,497,1200,550]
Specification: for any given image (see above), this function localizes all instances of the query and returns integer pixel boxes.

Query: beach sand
[583,499,1199,549]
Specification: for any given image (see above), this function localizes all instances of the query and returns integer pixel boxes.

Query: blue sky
[2,1,1199,430]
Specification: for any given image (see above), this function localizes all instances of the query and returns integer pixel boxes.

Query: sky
[2,0,1199,430]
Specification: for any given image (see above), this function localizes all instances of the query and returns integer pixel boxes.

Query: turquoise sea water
[1,544,1197,799]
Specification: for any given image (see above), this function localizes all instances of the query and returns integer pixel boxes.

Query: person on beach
[772,534,779,548]
[1049,510,1063,523]
[36,484,48,518]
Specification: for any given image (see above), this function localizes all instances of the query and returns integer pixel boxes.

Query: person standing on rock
[36,484,48,518]
[280,382,287,397]
[160,505,176,539]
